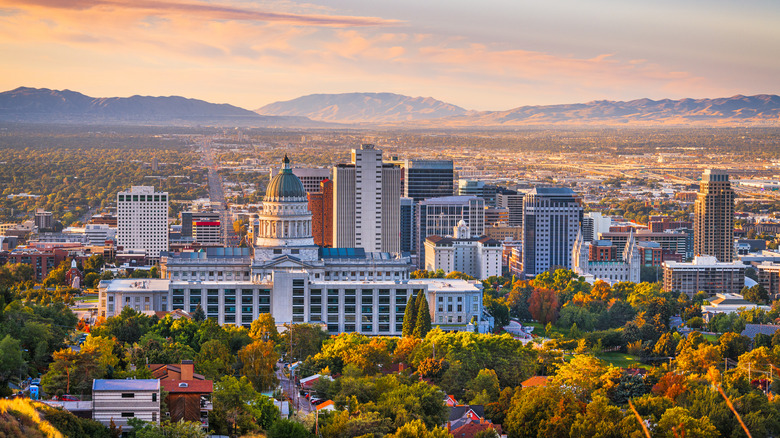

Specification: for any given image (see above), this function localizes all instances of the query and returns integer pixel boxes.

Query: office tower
[484,207,509,226]
[332,145,400,253]
[416,196,485,266]
[392,159,454,202]
[458,180,484,197]
[34,209,53,230]
[497,191,524,227]
[400,197,415,253]
[694,169,735,262]
[308,178,333,247]
[581,212,612,242]
[270,167,330,194]
[181,211,221,243]
[522,188,583,276]
[117,186,169,260]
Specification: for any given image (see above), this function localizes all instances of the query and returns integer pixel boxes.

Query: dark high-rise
[393,159,454,202]
[522,188,582,277]
[694,169,734,262]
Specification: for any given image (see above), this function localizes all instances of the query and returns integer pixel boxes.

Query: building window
[121,393,135,398]
[121,412,135,418]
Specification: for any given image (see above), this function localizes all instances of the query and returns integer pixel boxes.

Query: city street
[276,361,313,416]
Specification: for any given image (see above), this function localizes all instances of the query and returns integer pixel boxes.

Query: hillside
[256,92,468,123]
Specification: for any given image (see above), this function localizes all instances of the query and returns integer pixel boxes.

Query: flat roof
[104,279,171,293]
[93,379,159,391]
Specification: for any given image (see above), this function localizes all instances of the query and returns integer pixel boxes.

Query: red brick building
[308,178,333,247]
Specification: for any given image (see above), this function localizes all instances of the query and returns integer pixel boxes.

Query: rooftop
[93,379,159,391]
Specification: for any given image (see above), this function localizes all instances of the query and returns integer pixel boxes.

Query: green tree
[195,340,236,381]
[280,323,329,361]
[402,292,418,337]
[656,407,720,438]
[742,284,769,304]
[83,254,105,272]
[0,335,24,391]
[414,291,432,338]
[504,385,583,438]
[213,376,265,436]
[191,304,206,322]
[466,368,500,405]
[83,272,101,289]
[568,395,625,438]
[267,419,312,438]
[128,418,207,438]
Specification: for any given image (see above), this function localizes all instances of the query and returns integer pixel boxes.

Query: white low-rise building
[663,255,747,297]
[92,379,160,429]
[701,293,771,321]
[424,221,502,280]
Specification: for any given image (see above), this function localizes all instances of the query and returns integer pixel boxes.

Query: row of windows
[118,194,167,202]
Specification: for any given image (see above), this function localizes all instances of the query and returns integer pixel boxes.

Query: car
[60,394,80,401]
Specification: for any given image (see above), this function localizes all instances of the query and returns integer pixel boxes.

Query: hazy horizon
[1,1,778,111]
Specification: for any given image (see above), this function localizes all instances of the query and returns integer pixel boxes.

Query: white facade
[424,221,502,279]
[117,186,168,260]
[572,231,641,284]
[332,145,400,253]
[92,379,160,429]
[582,212,612,242]
[414,279,485,329]
[85,223,116,246]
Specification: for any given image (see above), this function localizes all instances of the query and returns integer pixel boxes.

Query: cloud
[0,0,400,27]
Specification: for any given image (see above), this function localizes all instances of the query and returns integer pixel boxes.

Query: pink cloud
[1,0,400,27]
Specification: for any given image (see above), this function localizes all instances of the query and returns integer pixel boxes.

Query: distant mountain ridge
[256,92,468,123]
[0,87,322,127]
[431,94,780,127]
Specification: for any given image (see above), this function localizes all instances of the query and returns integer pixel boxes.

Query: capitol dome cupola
[264,154,307,202]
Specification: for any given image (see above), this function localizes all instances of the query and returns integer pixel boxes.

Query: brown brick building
[308,178,333,247]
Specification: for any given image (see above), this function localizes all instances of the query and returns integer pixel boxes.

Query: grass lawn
[702,334,719,343]
[597,352,649,369]
[74,295,98,302]
[525,321,570,337]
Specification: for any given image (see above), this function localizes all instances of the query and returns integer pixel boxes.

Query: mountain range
[1,87,778,127]
[0,87,322,127]
[256,92,467,123]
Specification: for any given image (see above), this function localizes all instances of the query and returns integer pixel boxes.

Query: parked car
[310,397,322,405]
[61,394,80,401]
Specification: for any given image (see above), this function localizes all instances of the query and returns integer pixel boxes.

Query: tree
[504,385,583,438]
[249,313,279,343]
[42,347,103,396]
[528,287,558,324]
[507,281,534,320]
[128,418,207,438]
[742,284,769,304]
[719,332,751,360]
[483,295,510,330]
[402,291,418,337]
[83,254,105,272]
[83,272,101,289]
[213,376,268,436]
[656,407,719,438]
[267,419,312,438]
[466,369,500,405]
[195,339,235,381]
[552,355,616,400]
[238,340,279,391]
[281,323,329,361]
[414,291,432,338]
[568,395,625,438]
[0,335,23,389]
[191,304,206,322]
[385,419,450,438]
[676,343,721,376]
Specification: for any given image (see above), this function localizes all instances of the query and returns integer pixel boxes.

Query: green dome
[265,155,306,201]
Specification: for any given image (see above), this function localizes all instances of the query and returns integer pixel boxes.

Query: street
[276,361,313,416]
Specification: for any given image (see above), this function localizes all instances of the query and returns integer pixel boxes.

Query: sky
[0,0,778,110]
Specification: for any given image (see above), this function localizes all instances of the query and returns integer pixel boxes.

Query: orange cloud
[0,0,400,27]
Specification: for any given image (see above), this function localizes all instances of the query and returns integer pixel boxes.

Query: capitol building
[99,156,486,335]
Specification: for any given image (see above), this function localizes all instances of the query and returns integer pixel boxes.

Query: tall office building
[308,178,333,247]
[497,191,524,227]
[694,169,735,262]
[416,196,485,266]
[522,188,582,277]
[181,211,221,245]
[581,212,612,242]
[391,159,454,202]
[117,186,169,260]
[400,197,415,253]
[332,144,400,253]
